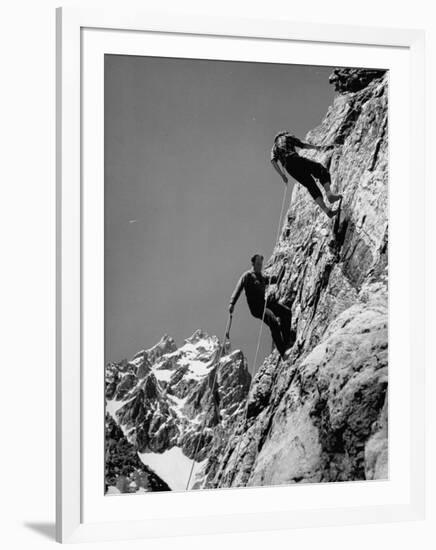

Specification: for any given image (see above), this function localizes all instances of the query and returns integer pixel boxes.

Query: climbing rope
[185,180,293,491]
[185,313,233,491]
[227,181,291,485]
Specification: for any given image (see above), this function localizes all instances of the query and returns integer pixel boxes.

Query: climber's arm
[229,273,245,314]
[297,140,333,152]
[270,145,288,184]
[271,159,288,184]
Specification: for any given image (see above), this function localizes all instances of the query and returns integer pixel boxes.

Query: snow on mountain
[138,448,207,492]
[105,330,251,493]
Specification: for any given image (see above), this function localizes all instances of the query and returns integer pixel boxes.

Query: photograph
[103,55,388,494]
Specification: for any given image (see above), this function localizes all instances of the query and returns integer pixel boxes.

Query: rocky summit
[105,67,388,492]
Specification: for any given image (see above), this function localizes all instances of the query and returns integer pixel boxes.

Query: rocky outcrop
[207,67,388,488]
[329,68,386,94]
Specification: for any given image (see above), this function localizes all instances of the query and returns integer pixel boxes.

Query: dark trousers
[251,298,292,357]
[284,155,330,201]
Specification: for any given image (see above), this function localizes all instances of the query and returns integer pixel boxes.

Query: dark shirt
[270,133,304,164]
[230,269,280,314]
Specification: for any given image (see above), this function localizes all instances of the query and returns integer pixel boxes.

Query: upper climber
[270,131,342,218]
[229,254,295,360]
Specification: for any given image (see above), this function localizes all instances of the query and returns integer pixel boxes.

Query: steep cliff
[105,67,388,492]
[209,67,389,488]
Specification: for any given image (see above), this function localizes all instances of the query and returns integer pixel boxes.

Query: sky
[105,55,336,372]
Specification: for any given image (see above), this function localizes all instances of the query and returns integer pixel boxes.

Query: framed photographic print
[56,6,426,543]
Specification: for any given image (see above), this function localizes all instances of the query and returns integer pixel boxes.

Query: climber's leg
[315,196,339,218]
[268,300,297,348]
[262,308,287,358]
[323,181,342,204]
[267,299,293,344]
[315,196,337,217]
[285,157,336,218]
[313,162,342,204]
[296,173,333,216]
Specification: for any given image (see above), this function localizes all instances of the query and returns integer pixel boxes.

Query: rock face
[207,67,389,488]
[105,67,388,492]
[105,330,251,492]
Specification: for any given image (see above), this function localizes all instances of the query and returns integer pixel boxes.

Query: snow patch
[138,447,206,491]
[181,358,215,380]
[153,368,173,382]
[106,398,127,417]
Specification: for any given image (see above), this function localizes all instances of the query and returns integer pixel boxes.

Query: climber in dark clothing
[229,254,295,360]
[270,131,342,218]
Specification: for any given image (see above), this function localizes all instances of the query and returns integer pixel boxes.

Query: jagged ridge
[105,330,251,491]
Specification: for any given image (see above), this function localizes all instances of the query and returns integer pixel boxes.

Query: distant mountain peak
[184,328,214,345]
[105,329,251,492]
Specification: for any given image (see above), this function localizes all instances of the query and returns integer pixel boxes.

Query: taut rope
[185,180,293,490]
[228,181,291,484]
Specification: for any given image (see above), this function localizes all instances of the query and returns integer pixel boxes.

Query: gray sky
[105,55,335,372]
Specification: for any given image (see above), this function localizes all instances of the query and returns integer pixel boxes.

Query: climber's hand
[282,174,288,184]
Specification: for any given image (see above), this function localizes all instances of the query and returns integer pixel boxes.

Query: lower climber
[229,254,295,360]
[270,130,342,218]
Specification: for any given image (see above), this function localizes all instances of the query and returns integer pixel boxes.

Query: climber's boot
[282,328,296,349]
[282,348,293,361]
[327,192,342,204]
[287,329,297,349]
[327,208,340,219]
